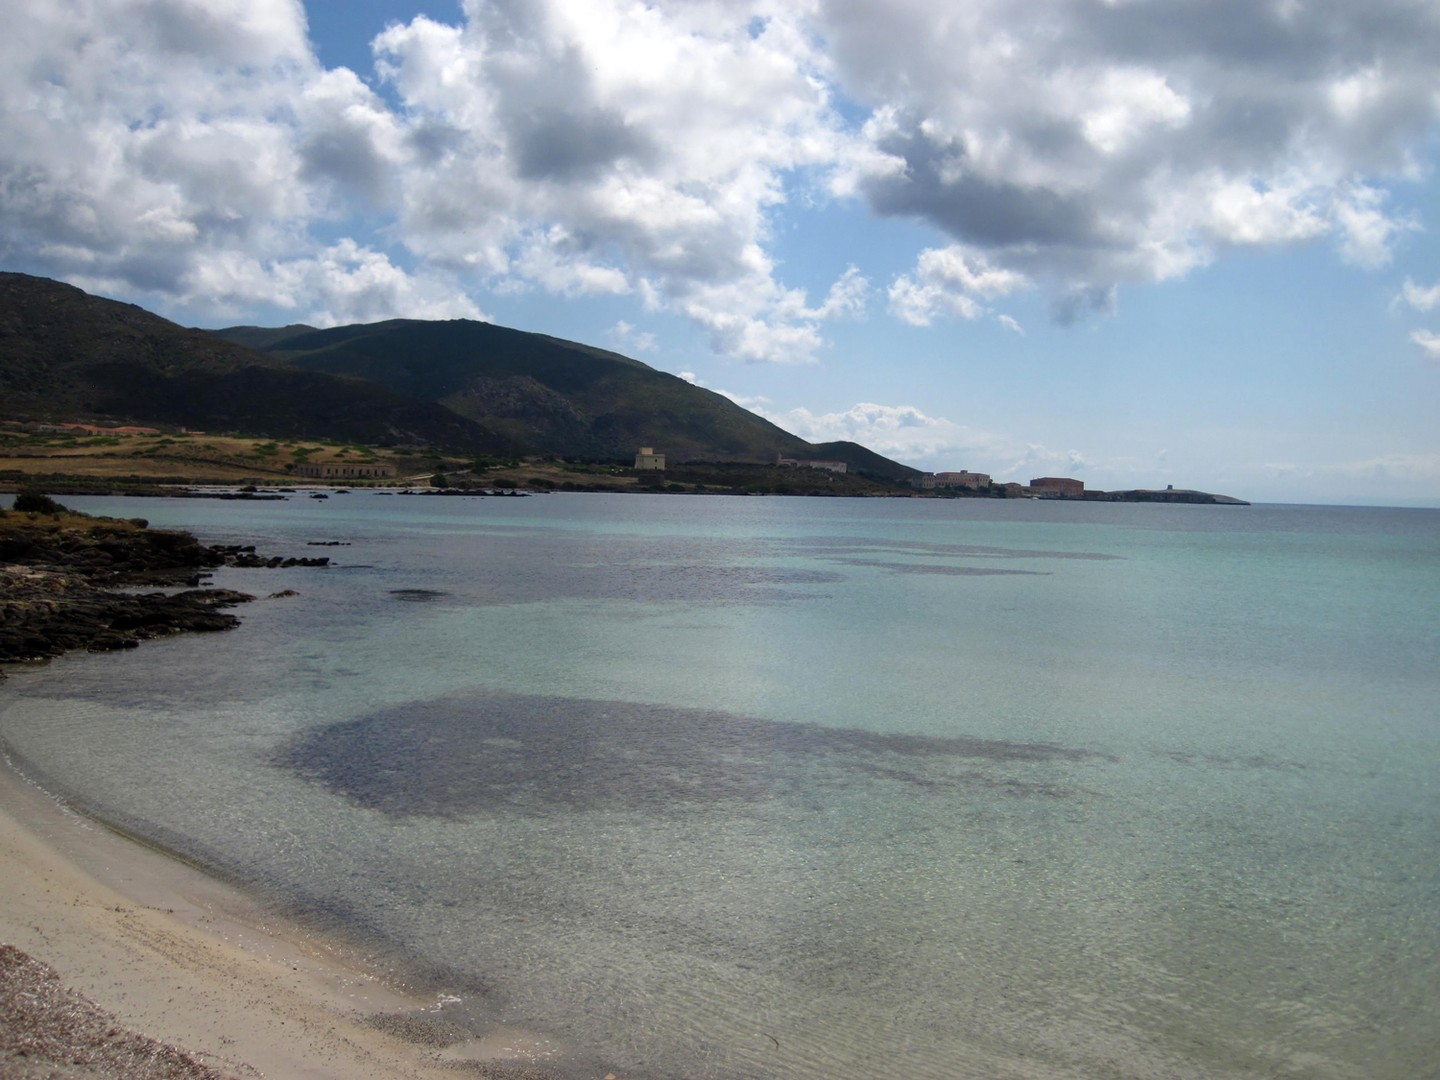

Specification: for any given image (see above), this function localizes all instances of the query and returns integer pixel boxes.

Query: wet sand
[0,750,577,1079]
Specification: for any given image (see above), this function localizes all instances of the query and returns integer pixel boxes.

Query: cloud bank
[746,400,1098,481]
[3,0,1438,350]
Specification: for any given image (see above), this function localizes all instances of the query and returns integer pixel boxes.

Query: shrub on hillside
[13,489,66,514]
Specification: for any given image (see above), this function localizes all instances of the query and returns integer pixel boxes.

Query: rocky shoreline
[0,508,325,679]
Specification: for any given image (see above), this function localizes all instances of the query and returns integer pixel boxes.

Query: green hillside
[0,271,920,480]
[0,273,513,454]
[223,319,916,476]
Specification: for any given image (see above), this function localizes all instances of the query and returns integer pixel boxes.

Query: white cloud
[1399,279,1440,363]
[612,320,658,353]
[265,241,488,326]
[739,397,1190,487]
[757,402,978,458]
[1332,184,1417,269]
[740,400,1080,478]
[1076,67,1192,156]
[888,276,978,326]
[1205,177,1327,247]
[368,0,854,358]
[0,0,487,327]
[512,228,631,297]
[1400,278,1440,312]
[669,264,868,363]
[887,245,1028,325]
[3,0,1438,343]
[918,246,1030,299]
[1411,329,1440,361]
[839,0,1440,314]
[810,265,871,319]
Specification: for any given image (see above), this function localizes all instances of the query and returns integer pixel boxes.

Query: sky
[4,0,1440,505]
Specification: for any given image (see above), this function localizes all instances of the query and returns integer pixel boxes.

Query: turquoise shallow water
[2,492,1438,1079]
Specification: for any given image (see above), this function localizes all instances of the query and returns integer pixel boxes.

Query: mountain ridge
[214,316,906,472]
[0,272,918,479]
[211,308,915,478]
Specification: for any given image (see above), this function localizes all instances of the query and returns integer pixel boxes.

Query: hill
[0,272,919,480]
[216,319,918,478]
[0,273,512,454]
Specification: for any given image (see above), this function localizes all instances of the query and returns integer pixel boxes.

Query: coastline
[0,726,578,1080]
[1,505,593,1077]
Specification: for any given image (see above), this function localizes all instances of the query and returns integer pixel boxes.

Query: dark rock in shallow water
[0,514,299,673]
[0,568,253,662]
[201,544,329,568]
[0,520,227,582]
[170,490,288,500]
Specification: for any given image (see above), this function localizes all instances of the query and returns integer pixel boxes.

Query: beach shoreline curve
[0,747,582,1079]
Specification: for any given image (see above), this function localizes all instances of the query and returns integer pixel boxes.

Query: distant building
[1029,476,1084,497]
[777,455,848,474]
[59,422,162,436]
[634,447,666,470]
[294,461,395,479]
[920,470,990,490]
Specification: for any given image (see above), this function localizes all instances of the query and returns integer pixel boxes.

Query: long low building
[294,461,396,480]
[919,470,991,489]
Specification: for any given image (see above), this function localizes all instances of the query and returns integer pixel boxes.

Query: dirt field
[0,428,413,486]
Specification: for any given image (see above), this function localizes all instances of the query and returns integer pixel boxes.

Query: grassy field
[0,425,427,486]
[0,424,594,491]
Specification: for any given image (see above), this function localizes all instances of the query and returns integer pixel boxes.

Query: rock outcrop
[1,511,323,677]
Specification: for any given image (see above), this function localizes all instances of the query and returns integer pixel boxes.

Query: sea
[1,491,1436,1080]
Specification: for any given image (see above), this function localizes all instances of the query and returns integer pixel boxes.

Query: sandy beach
[0,749,579,1080]
[0,508,586,1078]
